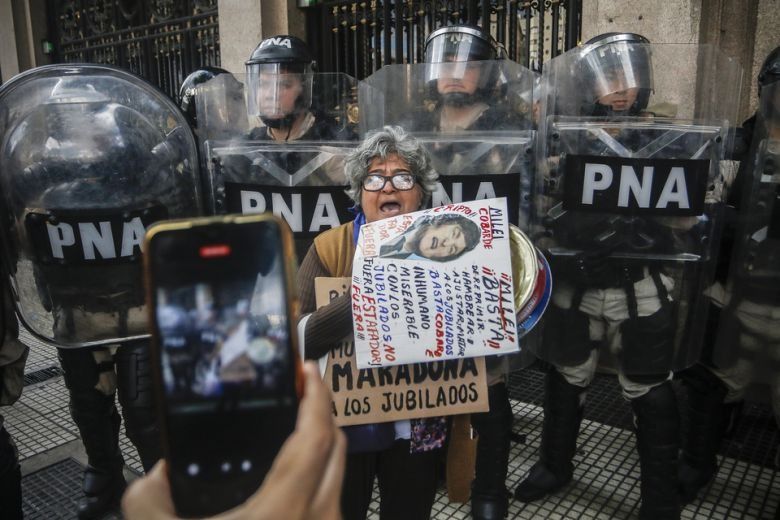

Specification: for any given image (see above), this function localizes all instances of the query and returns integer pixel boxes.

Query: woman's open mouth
[380,201,402,215]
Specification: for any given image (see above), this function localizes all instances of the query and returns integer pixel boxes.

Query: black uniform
[0,276,26,520]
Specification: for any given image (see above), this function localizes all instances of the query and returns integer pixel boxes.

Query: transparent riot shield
[192,71,250,143]
[360,60,537,228]
[361,59,542,372]
[531,42,742,374]
[0,64,202,347]
[712,82,780,412]
[198,72,362,259]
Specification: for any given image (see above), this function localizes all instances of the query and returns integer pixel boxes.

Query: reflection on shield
[712,81,780,388]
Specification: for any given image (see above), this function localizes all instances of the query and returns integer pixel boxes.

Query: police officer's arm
[122,362,346,520]
[296,244,353,360]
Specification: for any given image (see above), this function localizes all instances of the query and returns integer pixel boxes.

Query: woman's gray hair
[345,125,439,207]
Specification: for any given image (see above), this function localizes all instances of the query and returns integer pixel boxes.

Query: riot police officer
[517,33,740,520]
[421,24,524,520]
[0,64,202,518]
[179,66,231,129]
[677,45,780,504]
[200,36,359,262]
[178,66,246,142]
[245,35,351,142]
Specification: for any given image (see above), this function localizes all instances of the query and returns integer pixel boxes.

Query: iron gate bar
[566,0,582,57]
[306,0,581,79]
[550,1,559,60]
[49,0,219,100]
[523,1,532,69]
[383,1,392,66]
[535,1,543,70]
[58,15,215,53]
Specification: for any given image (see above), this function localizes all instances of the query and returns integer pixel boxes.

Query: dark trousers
[0,425,22,519]
[59,342,161,472]
[342,440,440,520]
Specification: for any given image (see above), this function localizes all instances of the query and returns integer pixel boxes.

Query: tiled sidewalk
[2,330,778,519]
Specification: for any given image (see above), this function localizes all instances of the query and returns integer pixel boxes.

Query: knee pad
[542,303,595,367]
[679,363,728,398]
[58,348,117,416]
[115,342,156,430]
[619,305,676,376]
[58,348,115,394]
[115,341,161,469]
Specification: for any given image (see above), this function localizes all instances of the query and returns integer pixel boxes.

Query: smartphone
[145,214,302,517]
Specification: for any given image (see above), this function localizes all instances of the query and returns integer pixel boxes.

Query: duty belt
[555,257,647,289]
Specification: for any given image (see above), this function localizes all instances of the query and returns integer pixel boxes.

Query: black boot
[470,383,513,519]
[514,369,585,502]
[73,405,127,519]
[59,348,127,519]
[78,463,127,519]
[73,403,127,519]
[632,381,680,520]
[678,364,732,504]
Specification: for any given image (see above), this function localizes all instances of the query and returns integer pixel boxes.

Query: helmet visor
[425,60,490,85]
[245,63,312,119]
[426,31,495,64]
[581,40,653,101]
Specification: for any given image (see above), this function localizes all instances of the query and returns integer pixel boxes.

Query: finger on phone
[306,427,346,520]
[243,361,338,518]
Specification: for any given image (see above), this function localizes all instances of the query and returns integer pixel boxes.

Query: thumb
[122,461,178,520]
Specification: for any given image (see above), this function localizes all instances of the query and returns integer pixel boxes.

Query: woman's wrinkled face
[360,154,423,223]
[416,223,467,259]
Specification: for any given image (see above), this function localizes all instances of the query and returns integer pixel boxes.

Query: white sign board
[352,198,519,368]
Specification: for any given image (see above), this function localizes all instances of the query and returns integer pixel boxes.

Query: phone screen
[148,219,298,517]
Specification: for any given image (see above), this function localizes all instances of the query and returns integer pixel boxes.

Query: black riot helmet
[424,25,505,107]
[178,66,230,128]
[578,32,653,116]
[245,35,315,129]
[758,45,780,99]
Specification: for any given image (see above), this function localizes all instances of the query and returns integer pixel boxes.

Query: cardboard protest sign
[315,277,488,426]
[351,198,519,369]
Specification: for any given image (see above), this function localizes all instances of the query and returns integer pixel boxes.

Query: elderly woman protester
[296,125,443,520]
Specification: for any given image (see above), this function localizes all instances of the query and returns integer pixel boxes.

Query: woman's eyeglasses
[362,173,417,191]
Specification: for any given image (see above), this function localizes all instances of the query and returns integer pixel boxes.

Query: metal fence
[47,0,219,99]
[305,0,582,79]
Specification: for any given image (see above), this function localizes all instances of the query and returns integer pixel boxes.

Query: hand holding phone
[122,362,346,520]
[145,214,303,517]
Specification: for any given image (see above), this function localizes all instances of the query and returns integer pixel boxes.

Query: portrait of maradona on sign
[378,213,480,261]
